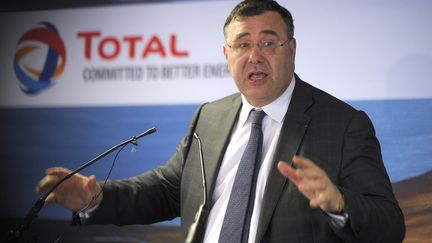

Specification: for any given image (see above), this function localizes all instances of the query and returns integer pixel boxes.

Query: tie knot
[249,109,266,126]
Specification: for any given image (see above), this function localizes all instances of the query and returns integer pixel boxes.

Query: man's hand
[277,156,344,214]
[36,167,102,212]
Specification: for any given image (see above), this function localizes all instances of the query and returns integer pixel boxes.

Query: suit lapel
[199,95,242,206]
[255,78,313,243]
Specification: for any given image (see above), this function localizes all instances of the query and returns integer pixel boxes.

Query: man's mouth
[248,72,268,81]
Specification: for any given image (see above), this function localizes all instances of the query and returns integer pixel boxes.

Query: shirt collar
[239,76,296,127]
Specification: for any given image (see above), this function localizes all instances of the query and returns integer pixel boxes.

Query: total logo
[14,22,66,94]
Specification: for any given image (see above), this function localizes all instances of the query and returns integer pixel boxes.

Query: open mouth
[248,72,268,81]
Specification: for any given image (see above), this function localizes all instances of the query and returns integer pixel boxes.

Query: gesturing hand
[35,167,102,212]
[277,156,344,214]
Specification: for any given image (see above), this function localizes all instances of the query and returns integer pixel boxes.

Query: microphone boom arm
[6,127,156,242]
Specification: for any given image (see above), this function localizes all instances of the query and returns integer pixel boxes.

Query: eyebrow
[232,29,279,41]
[261,29,279,37]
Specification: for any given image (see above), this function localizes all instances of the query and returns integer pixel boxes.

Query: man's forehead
[231,29,280,41]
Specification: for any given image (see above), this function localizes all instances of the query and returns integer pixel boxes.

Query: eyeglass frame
[225,38,293,55]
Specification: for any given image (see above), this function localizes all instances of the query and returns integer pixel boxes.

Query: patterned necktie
[219,109,266,243]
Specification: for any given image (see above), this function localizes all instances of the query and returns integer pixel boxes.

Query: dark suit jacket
[87,75,405,242]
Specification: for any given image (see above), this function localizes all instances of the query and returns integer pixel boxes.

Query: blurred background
[1,0,431,242]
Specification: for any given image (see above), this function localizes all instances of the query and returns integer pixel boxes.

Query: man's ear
[223,44,228,60]
[290,38,297,62]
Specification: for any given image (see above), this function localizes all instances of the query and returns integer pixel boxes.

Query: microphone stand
[5,127,156,243]
[184,132,207,243]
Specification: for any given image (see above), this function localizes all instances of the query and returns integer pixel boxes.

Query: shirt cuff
[78,203,100,221]
[326,212,349,228]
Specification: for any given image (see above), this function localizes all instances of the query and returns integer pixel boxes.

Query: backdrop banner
[1,1,431,242]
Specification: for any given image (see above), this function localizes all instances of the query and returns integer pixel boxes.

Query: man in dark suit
[36,0,405,242]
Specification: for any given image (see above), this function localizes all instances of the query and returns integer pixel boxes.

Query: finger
[46,167,71,176]
[293,155,323,170]
[293,156,327,179]
[309,192,331,209]
[295,167,322,180]
[36,175,61,193]
[297,178,327,193]
[296,185,317,201]
[45,192,56,204]
[278,161,300,185]
[309,196,322,208]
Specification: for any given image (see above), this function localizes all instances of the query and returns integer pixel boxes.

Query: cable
[53,143,129,243]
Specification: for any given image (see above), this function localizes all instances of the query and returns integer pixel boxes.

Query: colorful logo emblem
[14,22,66,94]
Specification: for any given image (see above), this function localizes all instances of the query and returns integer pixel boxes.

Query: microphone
[5,127,157,242]
[185,132,207,243]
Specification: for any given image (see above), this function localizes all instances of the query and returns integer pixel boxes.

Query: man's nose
[248,45,264,64]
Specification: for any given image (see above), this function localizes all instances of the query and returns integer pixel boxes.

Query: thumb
[88,175,96,184]
[87,175,98,190]
[87,175,103,206]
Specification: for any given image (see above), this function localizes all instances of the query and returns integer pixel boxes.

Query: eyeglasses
[226,38,291,56]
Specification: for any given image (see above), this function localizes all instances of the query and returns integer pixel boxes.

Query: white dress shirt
[203,77,296,243]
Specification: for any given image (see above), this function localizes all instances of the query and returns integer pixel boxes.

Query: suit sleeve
[85,104,204,225]
[333,111,405,242]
